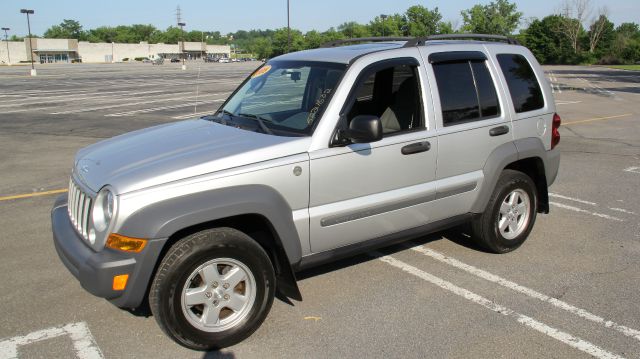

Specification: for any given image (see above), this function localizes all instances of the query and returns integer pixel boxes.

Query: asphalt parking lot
[0,61,639,358]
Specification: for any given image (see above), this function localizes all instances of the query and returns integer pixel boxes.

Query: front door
[309,56,438,253]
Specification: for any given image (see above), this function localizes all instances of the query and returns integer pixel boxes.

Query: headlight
[92,187,115,233]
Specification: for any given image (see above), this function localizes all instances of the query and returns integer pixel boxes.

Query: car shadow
[295,223,488,283]
[202,351,236,359]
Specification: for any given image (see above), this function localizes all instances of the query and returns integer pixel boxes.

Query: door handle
[489,125,510,137]
[401,141,431,155]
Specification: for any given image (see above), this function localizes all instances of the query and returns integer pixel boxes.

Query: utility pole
[287,0,291,53]
[1,27,10,65]
[178,22,186,70]
[380,14,388,37]
[20,9,36,76]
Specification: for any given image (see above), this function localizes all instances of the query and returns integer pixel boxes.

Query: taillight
[551,113,561,149]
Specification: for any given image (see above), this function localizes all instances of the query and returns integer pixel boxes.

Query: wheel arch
[117,185,304,303]
[472,138,550,214]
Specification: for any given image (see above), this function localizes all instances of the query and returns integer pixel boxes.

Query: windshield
[216,60,346,136]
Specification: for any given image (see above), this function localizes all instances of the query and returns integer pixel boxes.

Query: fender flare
[471,138,556,213]
[117,185,304,300]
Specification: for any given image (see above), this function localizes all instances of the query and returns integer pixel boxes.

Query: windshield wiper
[238,113,274,135]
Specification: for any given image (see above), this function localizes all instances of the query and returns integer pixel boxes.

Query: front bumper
[51,194,167,308]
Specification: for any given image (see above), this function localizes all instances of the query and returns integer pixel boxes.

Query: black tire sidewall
[152,229,275,350]
[481,171,538,253]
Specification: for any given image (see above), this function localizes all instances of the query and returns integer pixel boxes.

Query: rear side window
[432,60,500,126]
[497,54,544,113]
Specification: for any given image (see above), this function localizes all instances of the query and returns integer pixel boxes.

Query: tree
[521,15,575,64]
[460,0,522,35]
[44,19,84,40]
[249,37,273,59]
[369,14,406,37]
[612,23,640,63]
[321,27,345,43]
[304,30,324,49]
[404,5,442,36]
[588,11,614,54]
[337,22,370,38]
[438,21,456,35]
[558,0,590,53]
[271,28,304,56]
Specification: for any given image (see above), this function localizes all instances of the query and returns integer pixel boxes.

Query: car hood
[74,119,310,194]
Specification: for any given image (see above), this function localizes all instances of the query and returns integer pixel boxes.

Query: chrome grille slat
[78,192,86,232]
[67,178,93,241]
[82,195,91,237]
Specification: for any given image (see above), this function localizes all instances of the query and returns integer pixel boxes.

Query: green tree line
[39,0,640,64]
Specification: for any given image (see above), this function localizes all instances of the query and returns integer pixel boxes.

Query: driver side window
[346,63,424,135]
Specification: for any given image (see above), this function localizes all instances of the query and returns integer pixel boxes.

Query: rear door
[419,45,514,221]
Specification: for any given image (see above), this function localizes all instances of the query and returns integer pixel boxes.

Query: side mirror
[347,115,383,143]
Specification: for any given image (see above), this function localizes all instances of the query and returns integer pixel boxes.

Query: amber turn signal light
[106,233,147,253]
[112,274,129,291]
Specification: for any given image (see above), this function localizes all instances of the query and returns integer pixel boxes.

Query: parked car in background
[219,57,230,63]
[152,57,164,65]
[170,57,181,63]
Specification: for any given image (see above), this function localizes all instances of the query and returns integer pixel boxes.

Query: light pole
[20,9,36,76]
[380,14,388,37]
[1,27,10,65]
[178,22,186,70]
[286,0,291,53]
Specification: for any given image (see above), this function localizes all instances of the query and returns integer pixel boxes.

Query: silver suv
[51,35,561,350]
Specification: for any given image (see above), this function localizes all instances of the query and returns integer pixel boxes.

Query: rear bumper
[51,194,166,308]
[546,148,561,186]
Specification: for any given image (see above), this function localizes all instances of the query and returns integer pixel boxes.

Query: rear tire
[471,170,538,253]
[149,228,275,350]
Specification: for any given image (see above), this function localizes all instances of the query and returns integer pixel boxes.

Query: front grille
[68,178,93,240]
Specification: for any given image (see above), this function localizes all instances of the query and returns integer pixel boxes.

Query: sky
[1,0,639,37]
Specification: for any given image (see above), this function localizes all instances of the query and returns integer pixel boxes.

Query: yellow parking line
[0,189,67,202]
[563,113,633,125]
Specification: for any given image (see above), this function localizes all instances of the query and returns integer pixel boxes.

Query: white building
[0,38,230,64]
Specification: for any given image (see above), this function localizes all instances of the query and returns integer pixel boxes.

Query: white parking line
[624,166,640,174]
[550,202,624,221]
[373,253,625,359]
[608,207,636,215]
[105,99,225,117]
[408,245,640,342]
[549,193,597,206]
[0,322,104,359]
[171,111,215,120]
[556,101,582,106]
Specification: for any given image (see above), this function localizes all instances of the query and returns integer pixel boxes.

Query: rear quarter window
[496,54,544,113]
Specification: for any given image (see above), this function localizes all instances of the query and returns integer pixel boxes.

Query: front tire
[471,170,538,253]
[149,228,275,350]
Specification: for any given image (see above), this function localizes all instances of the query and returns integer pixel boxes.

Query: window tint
[432,60,500,126]
[346,64,423,135]
[497,54,544,113]
[471,61,500,118]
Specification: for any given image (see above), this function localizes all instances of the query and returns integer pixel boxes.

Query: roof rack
[320,34,520,49]
[403,34,520,47]
[321,37,412,48]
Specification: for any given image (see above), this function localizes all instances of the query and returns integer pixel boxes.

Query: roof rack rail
[321,37,412,48]
[404,34,520,47]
